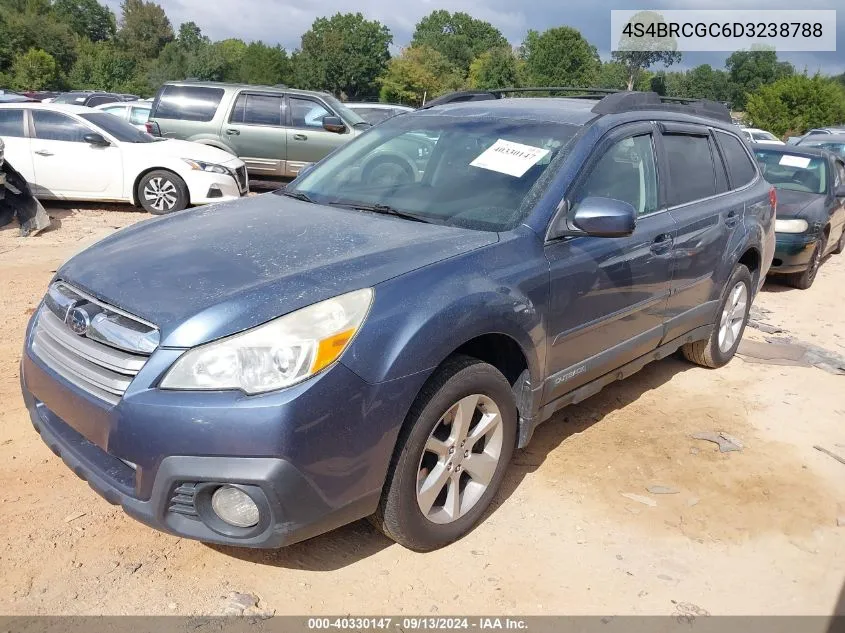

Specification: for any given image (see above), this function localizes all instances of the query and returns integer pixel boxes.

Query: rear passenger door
[659,125,741,341]
[225,91,287,177]
[285,96,352,176]
[544,124,675,402]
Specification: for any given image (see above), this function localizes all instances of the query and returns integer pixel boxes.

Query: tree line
[1,0,844,137]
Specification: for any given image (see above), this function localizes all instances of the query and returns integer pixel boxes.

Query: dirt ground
[1,203,844,617]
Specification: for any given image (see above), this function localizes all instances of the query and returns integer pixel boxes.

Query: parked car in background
[787,127,845,145]
[146,81,371,179]
[347,102,414,125]
[20,90,774,552]
[741,127,784,145]
[752,144,845,289]
[0,90,34,103]
[0,103,247,214]
[95,100,152,131]
[795,133,845,158]
[52,92,127,108]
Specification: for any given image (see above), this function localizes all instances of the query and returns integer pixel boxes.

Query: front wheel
[137,170,189,215]
[832,229,845,255]
[372,356,517,551]
[682,264,752,369]
[787,236,825,290]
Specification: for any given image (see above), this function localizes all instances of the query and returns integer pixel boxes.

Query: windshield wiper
[328,201,431,223]
[280,189,316,203]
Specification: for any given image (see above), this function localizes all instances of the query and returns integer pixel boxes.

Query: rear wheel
[137,170,189,215]
[682,264,752,369]
[372,356,517,551]
[787,236,825,290]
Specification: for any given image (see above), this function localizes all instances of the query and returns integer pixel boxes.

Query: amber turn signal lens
[311,328,357,373]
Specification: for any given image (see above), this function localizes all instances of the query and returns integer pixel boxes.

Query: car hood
[57,194,497,347]
[774,189,826,219]
[127,138,241,166]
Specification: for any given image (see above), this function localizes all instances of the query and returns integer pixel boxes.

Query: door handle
[225,129,240,135]
[293,133,308,141]
[34,150,53,157]
[724,210,740,227]
[650,233,673,254]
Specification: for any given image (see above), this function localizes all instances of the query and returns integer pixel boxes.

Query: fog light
[211,486,260,528]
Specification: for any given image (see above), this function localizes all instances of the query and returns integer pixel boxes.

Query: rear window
[716,131,757,189]
[663,134,717,205]
[753,149,827,195]
[152,85,225,122]
[0,109,25,137]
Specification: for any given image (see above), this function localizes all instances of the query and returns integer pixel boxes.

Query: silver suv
[147,82,370,179]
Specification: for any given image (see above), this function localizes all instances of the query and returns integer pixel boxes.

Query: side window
[834,160,844,188]
[230,93,283,126]
[87,96,116,107]
[129,107,150,125]
[715,131,757,189]
[289,97,331,129]
[0,109,26,137]
[575,134,659,216]
[153,86,225,122]
[662,134,717,205]
[32,110,92,143]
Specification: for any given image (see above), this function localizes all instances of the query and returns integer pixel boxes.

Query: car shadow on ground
[210,355,693,571]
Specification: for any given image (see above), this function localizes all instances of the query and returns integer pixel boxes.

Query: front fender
[342,229,549,392]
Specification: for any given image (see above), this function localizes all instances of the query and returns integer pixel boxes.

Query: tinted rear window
[153,85,225,122]
[0,109,25,137]
[716,131,757,188]
[663,134,717,205]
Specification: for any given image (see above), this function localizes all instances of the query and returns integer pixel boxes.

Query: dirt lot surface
[1,204,844,617]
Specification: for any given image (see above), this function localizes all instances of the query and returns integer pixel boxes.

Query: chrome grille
[31,283,159,405]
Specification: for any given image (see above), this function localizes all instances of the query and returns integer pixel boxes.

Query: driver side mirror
[549,197,637,239]
[83,133,110,147]
[322,116,346,134]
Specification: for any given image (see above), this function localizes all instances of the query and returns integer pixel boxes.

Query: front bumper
[20,331,428,547]
[185,169,247,206]
[768,232,819,274]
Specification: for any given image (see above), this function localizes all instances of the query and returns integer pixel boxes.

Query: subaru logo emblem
[67,307,90,336]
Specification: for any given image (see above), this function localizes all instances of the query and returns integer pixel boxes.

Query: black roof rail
[421,86,733,124]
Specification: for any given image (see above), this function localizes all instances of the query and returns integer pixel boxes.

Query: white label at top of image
[470,139,550,178]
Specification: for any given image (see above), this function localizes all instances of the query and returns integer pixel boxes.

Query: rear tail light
[769,187,777,214]
[145,121,161,136]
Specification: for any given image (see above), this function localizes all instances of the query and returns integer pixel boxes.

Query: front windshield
[799,141,845,157]
[323,95,367,127]
[79,112,156,143]
[754,149,827,195]
[284,113,579,232]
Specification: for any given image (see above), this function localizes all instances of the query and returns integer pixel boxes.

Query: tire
[362,157,415,187]
[787,235,825,290]
[137,170,189,215]
[681,264,752,369]
[832,229,845,255]
[372,355,517,551]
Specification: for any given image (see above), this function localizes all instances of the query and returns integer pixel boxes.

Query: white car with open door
[0,103,248,214]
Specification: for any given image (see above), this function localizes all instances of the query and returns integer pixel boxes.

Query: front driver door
[285,96,352,177]
[543,124,675,403]
[29,110,123,199]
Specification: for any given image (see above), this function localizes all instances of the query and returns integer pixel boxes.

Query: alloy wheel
[416,394,504,524]
[143,177,178,212]
[717,281,748,353]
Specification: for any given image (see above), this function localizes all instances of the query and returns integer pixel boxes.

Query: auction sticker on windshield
[779,154,812,169]
[470,139,550,177]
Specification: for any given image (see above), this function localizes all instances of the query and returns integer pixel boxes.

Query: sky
[102,0,845,75]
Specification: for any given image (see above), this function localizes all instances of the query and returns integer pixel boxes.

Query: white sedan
[740,127,785,145]
[0,103,248,214]
[95,100,152,131]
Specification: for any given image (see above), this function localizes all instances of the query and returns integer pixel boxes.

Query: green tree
[521,27,600,88]
[238,42,290,85]
[467,47,521,90]
[746,74,845,137]
[612,11,682,90]
[0,9,78,76]
[117,0,174,62]
[295,12,391,98]
[68,39,139,92]
[726,48,794,110]
[411,10,508,76]
[176,21,207,53]
[12,47,57,90]
[685,64,730,101]
[53,0,116,42]
[378,45,463,106]
[596,61,628,90]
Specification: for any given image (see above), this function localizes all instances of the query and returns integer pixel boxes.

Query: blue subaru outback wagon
[21,90,775,551]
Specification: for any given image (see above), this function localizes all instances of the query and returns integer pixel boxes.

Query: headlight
[160,288,373,394]
[182,158,228,175]
[775,218,809,234]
